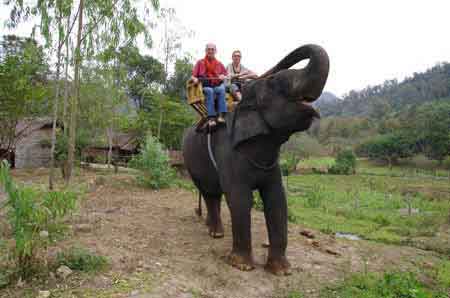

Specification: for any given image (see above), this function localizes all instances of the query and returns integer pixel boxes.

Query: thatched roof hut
[14,118,59,169]
[82,132,139,164]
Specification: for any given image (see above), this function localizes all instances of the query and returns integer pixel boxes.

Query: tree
[156,8,193,138]
[117,45,165,110]
[65,0,159,183]
[357,133,415,169]
[329,149,356,175]
[157,8,193,90]
[49,0,73,189]
[165,55,194,99]
[66,0,85,184]
[411,101,450,163]
[0,36,49,158]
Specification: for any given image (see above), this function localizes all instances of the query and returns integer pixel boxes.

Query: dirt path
[44,172,436,298]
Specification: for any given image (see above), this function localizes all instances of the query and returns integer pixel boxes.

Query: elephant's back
[182,126,228,162]
[182,127,222,196]
[182,126,207,165]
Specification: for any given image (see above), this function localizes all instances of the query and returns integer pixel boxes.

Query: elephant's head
[229,44,329,147]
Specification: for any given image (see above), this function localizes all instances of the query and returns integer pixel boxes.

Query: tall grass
[0,161,78,280]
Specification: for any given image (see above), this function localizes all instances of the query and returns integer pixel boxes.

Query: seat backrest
[186,81,205,105]
[186,81,237,120]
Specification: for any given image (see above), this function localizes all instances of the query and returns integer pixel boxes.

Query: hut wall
[15,128,52,168]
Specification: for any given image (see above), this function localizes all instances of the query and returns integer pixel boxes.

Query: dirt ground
[0,169,441,298]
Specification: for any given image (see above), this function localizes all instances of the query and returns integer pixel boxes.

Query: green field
[296,157,450,178]
[282,165,450,253]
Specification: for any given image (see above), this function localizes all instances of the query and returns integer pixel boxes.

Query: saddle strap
[207,133,218,171]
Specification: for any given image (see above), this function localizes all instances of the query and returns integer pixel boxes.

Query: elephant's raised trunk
[261,44,330,102]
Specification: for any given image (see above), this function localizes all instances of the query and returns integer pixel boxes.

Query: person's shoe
[207,118,217,128]
[217,115,226,124]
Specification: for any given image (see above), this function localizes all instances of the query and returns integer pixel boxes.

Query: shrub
[253,191,264,211]
[329,149,356,175]
[130,135,175,189]
[0,161,78,280]
[443,156,450,170]
[55,130,90,163]
[56,247,108,272]
[280,154,299,177]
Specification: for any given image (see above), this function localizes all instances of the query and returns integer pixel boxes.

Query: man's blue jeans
[203,83,227,117]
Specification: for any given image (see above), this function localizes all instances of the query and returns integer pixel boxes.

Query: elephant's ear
[227,80,272,148]
[227,104,271,149]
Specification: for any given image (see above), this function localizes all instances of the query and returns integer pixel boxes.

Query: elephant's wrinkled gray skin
[182,44,329,275]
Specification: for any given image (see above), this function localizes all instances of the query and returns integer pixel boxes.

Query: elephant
[182,44,329,275]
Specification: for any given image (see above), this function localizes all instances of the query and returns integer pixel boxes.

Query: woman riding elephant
[226,50,258,101]
[191,43,228,128]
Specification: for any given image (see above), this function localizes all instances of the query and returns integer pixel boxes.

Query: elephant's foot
[208,223,224,238]
[265,256,292,276]
[206,217,224,238]
[227,251,255,271]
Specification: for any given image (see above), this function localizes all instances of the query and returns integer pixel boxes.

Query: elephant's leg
[226,186,255,271]
[204,197,224,238]
[259,178,291,276]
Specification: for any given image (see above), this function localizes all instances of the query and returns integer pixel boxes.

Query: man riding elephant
[191,43,228,128]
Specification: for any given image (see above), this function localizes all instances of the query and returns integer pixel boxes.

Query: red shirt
[192,58,227,81]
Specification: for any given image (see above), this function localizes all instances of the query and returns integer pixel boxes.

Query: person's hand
[218,74,226,80]
[192,77,199,84]
[232,74,240,79]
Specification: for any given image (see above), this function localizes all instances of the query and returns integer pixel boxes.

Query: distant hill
[317,62,450,118]
[314,91,342,117]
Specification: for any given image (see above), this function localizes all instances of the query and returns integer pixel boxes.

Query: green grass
[358,159,450,179]
[284,174,450,247]
[296,157,450,178]
[286,291,304,298]
[436,260,450,289]
[297,157,336,169]
[318,271,447,298]
[286,263,450,298]
[56,247,108,273]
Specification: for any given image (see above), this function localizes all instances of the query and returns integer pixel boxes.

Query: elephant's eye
[268,76,289,97]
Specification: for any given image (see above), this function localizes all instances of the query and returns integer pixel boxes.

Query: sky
[1,0,449,96]
[157,0,450,96]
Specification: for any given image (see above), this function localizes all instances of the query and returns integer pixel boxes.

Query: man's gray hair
[205,43,217,50]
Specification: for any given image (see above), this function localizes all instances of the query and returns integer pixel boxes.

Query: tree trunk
[62,15,71,135]
[49,12,64,190]
[66,0,84,185]
[107,126,113,168]
[157,105,163,139]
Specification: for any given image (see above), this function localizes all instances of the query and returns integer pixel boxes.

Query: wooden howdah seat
[186,80,236,125]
